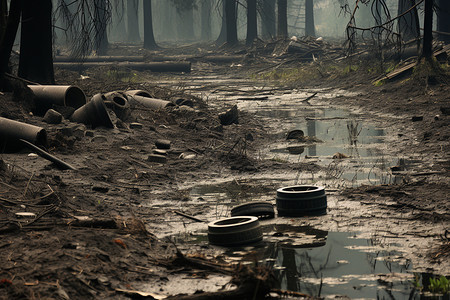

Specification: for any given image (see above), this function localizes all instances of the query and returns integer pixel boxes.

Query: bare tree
[260,0,276,39]
[246,0,257,45]
[143,0,158,49]
[277,0,287,38]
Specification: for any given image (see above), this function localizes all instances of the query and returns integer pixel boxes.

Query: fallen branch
[173,210,206,223]
[20,139,76,170]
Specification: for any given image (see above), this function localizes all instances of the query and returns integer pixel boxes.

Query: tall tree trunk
[18,0,54,84]
[177,5,195,41]
[246,0,257,45]
[277,0,287,38]
[260,0,276,40]
[94,0,108,55]
[200,0,212,41]
[0,0,21,90]
[0,0,6,39]
[143,0,157,49]
[225,0,237,45]
[397,0,420,41]
[437,0,450,43]
[305,0,315,37]
[421,0,433,59]
[127,0,140,42]
[217,0,227,44]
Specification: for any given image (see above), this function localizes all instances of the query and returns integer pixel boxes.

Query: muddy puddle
[171,223,447,299]
[161,77,406,188]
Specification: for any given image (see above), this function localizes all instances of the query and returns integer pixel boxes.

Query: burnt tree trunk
[94,0,108,55]
[260,0,276,39]
[421,0,433,59]
[246,0,257,45]
[216,0,227,44]
[437,0,450,43]
[0,0,6,38]
[305,0,315,37]
[225,0,238,45]
[0,0,21,90]
[277,0,287,38]
[143,0,158,49]
[18,0,54,84]
[200,0,211,41]
[397,0,420,41]
[127,0,140,42]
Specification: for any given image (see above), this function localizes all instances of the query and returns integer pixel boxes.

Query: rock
[85,130,95,137]
[130,122,143,129]
[155,139,171,149]
[286,129,304,140]
[147,154,167,163]
[440,106,450,115]
[43,109,63,124]
[219,105,239,125]
[332,152,349,159]
[411,116,423,122]
[152,149,168,156]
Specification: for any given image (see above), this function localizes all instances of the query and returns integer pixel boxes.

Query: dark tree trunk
[260,0,276,39]
[18,0,54,84]
[143,0,158,49]
[127,0,140,42]
[0,0,21,89]
[305,0,315,37]
[225,0,238,45]
[217,0,227,44]
[0,0,6,39]
[94,0,108,55]
[200,0,211,41]
[177,5,195,41]
[277,0,287,38]
[421,0,433,59]
[246,0,257,45]
[437,0,450,43]
[397,0,420,41]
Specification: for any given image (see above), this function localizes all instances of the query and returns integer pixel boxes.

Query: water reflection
[222,226,414,299]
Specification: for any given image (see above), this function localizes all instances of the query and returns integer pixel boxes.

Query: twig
[173,210,206,223]
[23,172,35,198]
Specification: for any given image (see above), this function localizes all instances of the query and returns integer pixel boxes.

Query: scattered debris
[219,105,239,125]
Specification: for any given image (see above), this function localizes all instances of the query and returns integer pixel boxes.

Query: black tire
[276,185,327,217]
[230,201,275,219]
[208,216,263,246]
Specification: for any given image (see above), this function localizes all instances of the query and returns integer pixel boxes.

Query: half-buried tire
[276,185,327,217]
[208,216,263,246]
[230,201,275,219]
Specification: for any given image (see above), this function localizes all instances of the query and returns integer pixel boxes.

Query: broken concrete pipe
[0,117,47,152]
[70,94,114,129]
[103,92,131,121]
[27,85,86,115]
[126,94,175,110]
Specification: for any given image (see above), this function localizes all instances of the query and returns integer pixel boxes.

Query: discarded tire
[231,202,275,219]
[276,185,327,217]
[208,216,263,246]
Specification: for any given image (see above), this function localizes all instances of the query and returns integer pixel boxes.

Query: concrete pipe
[125,90,152,98]
[128,95,175,110]
[70,94,114,129]
[0,117,47,152]
[28,85,86,115]
[103,91,131,121]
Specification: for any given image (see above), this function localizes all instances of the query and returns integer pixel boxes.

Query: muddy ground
[0,41,449,299]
